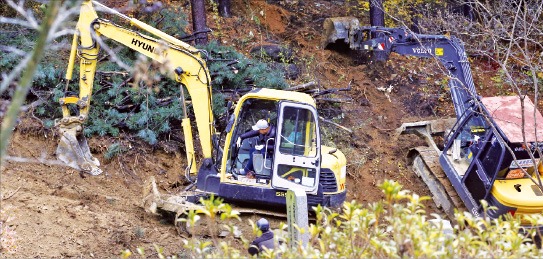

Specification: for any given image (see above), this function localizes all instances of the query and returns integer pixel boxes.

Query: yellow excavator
[58,1,347,215]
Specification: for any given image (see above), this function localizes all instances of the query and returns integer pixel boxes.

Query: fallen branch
[319,116,352,133]
[1,186,21,201]
[213,88,253,94]
[311,79,353,97]
[96,70,130,77]
[315,97,352,103]
[105,96,176,110]
[285,81,318,92]
[0,98,44,113]
[118,76,133,88]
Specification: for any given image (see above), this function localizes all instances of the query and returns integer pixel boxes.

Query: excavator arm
[57,0,214,175]
[323,22,478,119]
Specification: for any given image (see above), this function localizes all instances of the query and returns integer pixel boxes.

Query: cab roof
[242,88,316,107]
[482,96,543,143]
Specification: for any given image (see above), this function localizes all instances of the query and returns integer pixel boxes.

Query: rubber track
[411,146,466,220]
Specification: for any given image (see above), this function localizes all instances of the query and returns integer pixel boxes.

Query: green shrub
[203,40,288,90]
[126,180,543,258]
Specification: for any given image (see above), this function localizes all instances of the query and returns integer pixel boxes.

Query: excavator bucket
[141,176,204,216]
[395,118,457,152]
[142,176,162,215]
[56,121,102,175]
[322,17,360,49]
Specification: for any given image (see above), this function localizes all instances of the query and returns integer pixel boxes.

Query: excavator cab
[222,92,321,194]
[226,97,322,196]
[440,109,497,215]
[203,88,341,209]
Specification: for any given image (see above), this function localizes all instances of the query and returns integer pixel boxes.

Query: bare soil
[1,0,505,257]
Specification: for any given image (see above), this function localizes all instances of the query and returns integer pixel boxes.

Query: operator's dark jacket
[240,125,276,151]
[248,230,275,256]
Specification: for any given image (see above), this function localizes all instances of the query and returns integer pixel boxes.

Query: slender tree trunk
[0,1,60,162]
[218,0,231,18]
[369,0,385,27]
[369,0,387,62]
[191,0,208,45]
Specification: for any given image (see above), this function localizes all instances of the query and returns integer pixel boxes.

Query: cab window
[279,106,317,157]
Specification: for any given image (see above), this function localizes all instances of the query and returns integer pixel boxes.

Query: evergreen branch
[0,0,61,163]
[0,51,31,95]
[5,0,38,29]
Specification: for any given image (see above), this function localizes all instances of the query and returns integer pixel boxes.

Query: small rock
[218,230,229,238]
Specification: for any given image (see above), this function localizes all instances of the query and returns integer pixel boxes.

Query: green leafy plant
[123,179,543,258]
[104,142,127,160]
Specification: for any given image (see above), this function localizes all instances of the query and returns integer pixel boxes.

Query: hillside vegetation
[1,0,542,257]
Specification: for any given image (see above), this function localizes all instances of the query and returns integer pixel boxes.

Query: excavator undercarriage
[397,118,465,219]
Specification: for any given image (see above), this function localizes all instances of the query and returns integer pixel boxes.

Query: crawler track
[409,146,466,220]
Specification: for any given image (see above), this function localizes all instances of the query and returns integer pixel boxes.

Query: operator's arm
[240,130,259,141]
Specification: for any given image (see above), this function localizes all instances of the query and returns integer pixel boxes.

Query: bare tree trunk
[0,1,61,162]
[218,0,231,18]
[190,0,209,45]
[369,0,387,62]
[369,0,384,27]
[462,3,474,21]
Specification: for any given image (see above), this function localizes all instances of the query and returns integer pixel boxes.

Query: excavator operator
[236,119,276,177]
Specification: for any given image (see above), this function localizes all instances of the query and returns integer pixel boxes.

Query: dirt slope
[0,0,482,257]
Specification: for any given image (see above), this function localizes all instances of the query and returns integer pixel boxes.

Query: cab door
[442,112,496,214]
[271,101,321,195]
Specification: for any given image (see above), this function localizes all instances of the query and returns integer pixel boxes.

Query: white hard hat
[252,119,269,130]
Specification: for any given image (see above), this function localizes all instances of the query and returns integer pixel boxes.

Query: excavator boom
[57,0,214,174]
[324,24,477,119]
